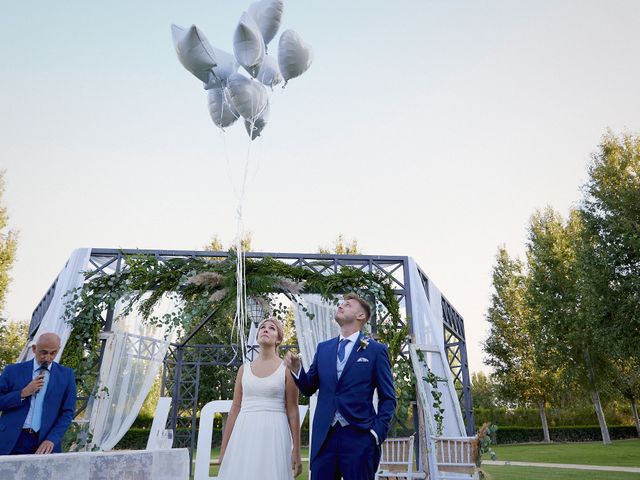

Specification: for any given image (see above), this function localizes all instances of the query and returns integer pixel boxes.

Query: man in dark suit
[285,293,397,480]
[0,332,77,455]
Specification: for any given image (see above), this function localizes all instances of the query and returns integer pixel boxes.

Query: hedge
[474,406,633,428]
[495,425,639,444]
[116,426,311,450]
[118,424,638,450]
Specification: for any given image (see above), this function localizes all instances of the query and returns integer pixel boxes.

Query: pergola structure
[27,248,475,457]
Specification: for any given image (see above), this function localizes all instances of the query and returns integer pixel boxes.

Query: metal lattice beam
[29,248,475,460]
[441,297,475,436]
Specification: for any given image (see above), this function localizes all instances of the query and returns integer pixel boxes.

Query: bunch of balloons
[172,0,312,140]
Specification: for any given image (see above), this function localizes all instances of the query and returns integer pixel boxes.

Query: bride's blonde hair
[255,317,284,349]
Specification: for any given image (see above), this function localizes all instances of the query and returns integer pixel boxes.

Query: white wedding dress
[218,362,293,480]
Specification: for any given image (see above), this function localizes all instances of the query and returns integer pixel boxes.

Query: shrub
[495,425,638,444]
[474,406,632,427]
[116,425,310,450]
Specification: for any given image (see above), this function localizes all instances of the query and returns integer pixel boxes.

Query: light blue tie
[337,339,350,362]
[31,367,48,432]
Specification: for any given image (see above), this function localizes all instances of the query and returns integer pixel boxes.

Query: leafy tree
[206,235,224,252]
[607,356,640,436]
[318,234,360,255]
[0,170,18,313]
[0,318,28,370]
[204,232,253,252]
[471,372,500,410]
[578,132,640,435]
[526,207,612,444]
[484,246,556,441]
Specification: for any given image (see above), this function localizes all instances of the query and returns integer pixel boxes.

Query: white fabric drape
[19,248,92,362]
[89,330,168,451]
[292,293,339,468]
[88,295,173,451]
[407,257,466,437]
[292,294,339,371]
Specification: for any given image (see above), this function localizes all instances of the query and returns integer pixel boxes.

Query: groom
[285,293,396,480]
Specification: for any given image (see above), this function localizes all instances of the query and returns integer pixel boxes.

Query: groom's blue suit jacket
[0,360,77,454]
[293,334,397,463]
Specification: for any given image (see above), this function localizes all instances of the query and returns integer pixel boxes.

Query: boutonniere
[357,337,370,352]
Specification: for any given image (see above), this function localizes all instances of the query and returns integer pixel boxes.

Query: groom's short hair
[344,293,371,323]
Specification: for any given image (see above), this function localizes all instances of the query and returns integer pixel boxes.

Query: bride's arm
[285,373,302,477]
[219,365,244,464]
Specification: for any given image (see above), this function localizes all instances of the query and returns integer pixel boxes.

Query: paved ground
[484,460,640,473]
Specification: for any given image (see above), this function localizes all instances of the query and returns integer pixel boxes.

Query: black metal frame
[28,248,475,457]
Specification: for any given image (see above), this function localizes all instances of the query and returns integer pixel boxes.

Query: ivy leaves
[63,252,406,414]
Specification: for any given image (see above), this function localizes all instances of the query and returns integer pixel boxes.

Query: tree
[206,234,224,252]
[578,132,640,435]
[318,234,360,255]
[204,232,252,252]
[526,207,612,444]
[0,170,18,313]
[0,318,28,370]
[608,357,640,436]
[471,372,499,410]
[483,246,556,442]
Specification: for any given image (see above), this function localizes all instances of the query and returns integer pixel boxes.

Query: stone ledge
[0,448,189,480]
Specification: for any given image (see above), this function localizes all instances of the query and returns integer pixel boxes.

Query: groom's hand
[284,351,301,374]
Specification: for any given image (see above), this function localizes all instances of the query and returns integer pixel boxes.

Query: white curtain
[407,257,466,437]
[89,331,168,451]
[293,294,339,371]
[88,295,174,451]
[19,248,92,362]
[292,293,339,466]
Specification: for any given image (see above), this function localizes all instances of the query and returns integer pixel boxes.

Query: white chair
[194,400,309,480]
[434,436,478,479]
[375,435,426,479]
[194,400,233,480]
[145,396,173,450]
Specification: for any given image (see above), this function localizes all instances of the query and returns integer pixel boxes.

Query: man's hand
[284,351,301,374]
[21,376,45,398]
[35,440,54,454]
[291,450,302,477]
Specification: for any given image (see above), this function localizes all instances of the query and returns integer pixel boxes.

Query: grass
[199,439,640,479]
[483,465,640,480]
[491,439,640,467]
[483,439,640,480]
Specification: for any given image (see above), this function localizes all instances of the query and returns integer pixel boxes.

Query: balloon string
[225,81,266,361]
[220,129,241,202]
[232,127,254,362]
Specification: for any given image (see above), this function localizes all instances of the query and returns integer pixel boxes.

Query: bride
[218,317,303,479]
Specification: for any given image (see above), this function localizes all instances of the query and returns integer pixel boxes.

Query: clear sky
[1,0,639,374]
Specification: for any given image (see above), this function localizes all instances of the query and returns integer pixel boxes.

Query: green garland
[423,369,446,436]
[63,252,412,428]
[416,348,446,436]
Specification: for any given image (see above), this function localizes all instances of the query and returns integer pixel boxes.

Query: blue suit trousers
[10,430,39,455]
[311,424,381,480]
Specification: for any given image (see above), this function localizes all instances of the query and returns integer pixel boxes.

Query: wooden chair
[434,436,479,478]
[375,435,426,479]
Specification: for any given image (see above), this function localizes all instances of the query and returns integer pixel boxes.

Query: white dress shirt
[23,359,52,431]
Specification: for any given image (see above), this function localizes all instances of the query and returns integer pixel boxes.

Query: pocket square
[356,357,369,363]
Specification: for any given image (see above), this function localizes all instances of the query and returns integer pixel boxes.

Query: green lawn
[491,439,640,467]
[483,465,640,480]
[484,439,640,480]
[200,440,640,479]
